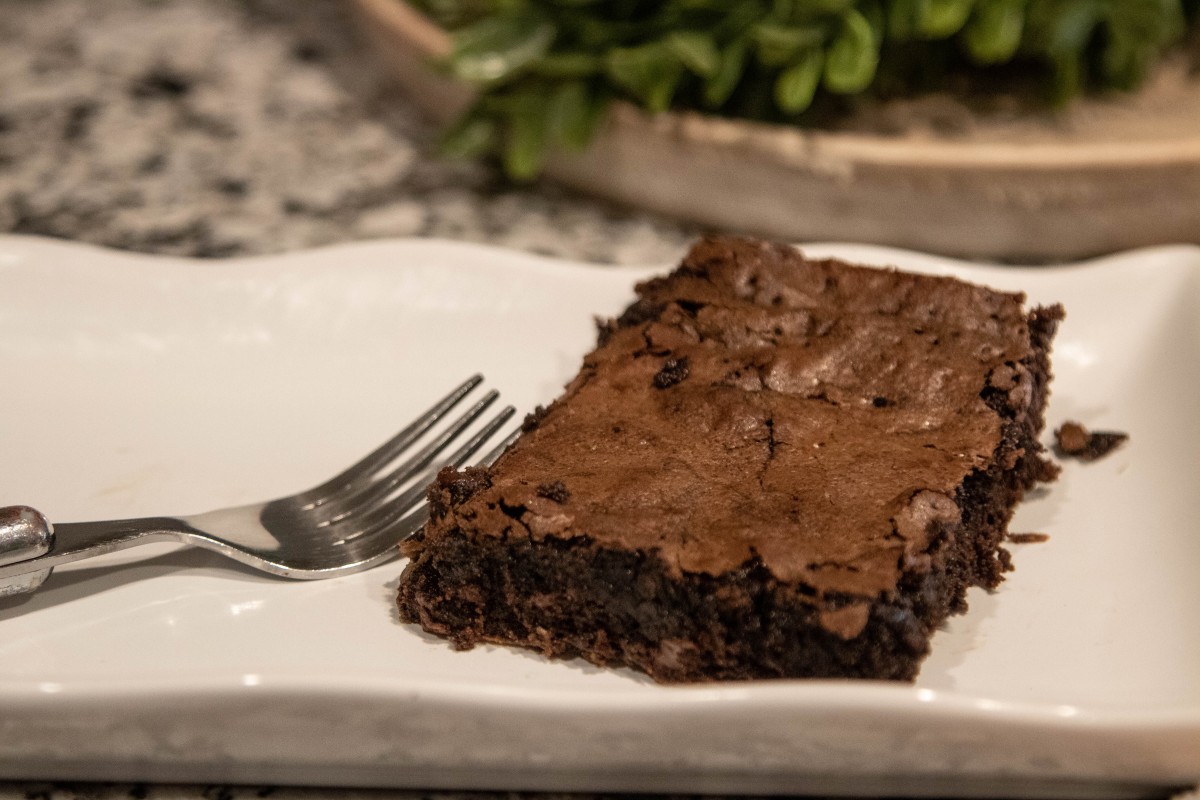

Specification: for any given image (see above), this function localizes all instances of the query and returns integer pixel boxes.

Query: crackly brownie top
[423,236,1040,613]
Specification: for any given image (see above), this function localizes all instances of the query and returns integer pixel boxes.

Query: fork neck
[0,515,192,580]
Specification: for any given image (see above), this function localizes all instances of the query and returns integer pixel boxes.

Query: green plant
[412,0,1199,178]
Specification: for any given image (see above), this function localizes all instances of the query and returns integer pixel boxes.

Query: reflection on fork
[0,375,516,600]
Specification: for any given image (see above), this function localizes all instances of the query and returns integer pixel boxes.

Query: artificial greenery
[412,0,1200,178]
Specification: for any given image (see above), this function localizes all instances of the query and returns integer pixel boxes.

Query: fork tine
[255,502,431,574]
[313,392,505,526]
[443,404,516,471]
[326,405,515,541]
[319,504,431,571]
[300,374,484,508]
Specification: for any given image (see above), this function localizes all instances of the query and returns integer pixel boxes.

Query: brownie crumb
[131,66,193,99]
[522,404,549,432]
[292,41,325,62]
[616,298,665,330]
[595,317,618,346]
[1008,532,1050,544]
[443,466,492,505]
[63,101,96,141]
[425,465,493,522]
[652,356,690,388]
[1055,421,1128,462]
[215,177,248,196]
[536,481,571,504]
[997,547,1015,572]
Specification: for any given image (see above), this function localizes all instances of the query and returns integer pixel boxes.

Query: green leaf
[547,81,606,150]
[502,91,552,180]
[712,3,768,39]
[531,52,603,78]
[606,42,685,113]
[965,0,1025,64]
[1100,29,1152,88]
[887,0,924,39]
[824,9,879,93]
[919,0,976,38]
[1043,0,1102,56]
[1050,50,1083,103]
[774,49,824,113]
[451,14,556,84]
[667,31,722,77]
[1100,0,1189,86]
[704,39,750,107]
[575,17,646,49]
[439,111,498,159]
[794,0,857,15]
[859,0,888,40]
[752,21,827,66]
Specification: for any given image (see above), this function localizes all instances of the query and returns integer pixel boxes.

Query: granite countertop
[0,0,697,265]
[0,3,1196,800]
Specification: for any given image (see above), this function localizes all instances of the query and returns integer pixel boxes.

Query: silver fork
[0,375,515,600]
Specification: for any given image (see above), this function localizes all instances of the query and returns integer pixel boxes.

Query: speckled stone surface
[0,0,697,265]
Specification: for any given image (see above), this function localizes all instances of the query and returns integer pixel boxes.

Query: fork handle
[0,506,191,599]
[0,506,54,598]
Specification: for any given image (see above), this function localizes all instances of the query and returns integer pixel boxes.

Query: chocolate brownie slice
[398,236,1062,682]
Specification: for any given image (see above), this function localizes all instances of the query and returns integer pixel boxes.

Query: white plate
[0,236,1197,798]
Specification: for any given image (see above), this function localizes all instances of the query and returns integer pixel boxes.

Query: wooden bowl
[350,0,1200,261]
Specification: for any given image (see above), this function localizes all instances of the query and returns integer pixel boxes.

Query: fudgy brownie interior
[398,236,1061,682]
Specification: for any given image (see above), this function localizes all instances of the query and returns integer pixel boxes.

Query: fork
[0,375,515,600]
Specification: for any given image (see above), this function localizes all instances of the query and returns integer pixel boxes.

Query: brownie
[398,236,1063,682]
[1055,420,1129,462]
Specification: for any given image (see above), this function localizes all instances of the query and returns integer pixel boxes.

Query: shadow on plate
[0,545,270,619]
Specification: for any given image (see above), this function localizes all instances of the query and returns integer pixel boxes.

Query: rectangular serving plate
[0,236,1197,798]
